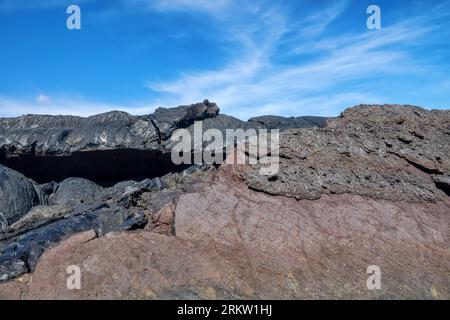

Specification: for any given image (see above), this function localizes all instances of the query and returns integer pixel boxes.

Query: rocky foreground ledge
[0,102,448,299]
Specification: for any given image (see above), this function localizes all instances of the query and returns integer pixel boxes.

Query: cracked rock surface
[1,181,448,299]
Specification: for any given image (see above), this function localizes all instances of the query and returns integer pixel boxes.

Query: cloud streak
[1,0,449,119]
[300,0,351,38]
[146,0,448,119]
[136,0,232,17]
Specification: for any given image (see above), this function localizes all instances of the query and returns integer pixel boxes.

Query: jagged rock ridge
[0,100,325,185]
[243,104,450,203]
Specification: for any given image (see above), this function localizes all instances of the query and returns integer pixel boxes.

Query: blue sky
[0,0,449,119]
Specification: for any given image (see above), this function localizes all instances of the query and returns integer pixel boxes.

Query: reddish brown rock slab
[0,182,448,299]
[0,231,260,299]
[145,201,176,235]
[173,181,450,299]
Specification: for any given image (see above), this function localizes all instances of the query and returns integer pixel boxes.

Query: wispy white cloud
[133,0,232,17]
[146,1,447,119]
[36,94,50,104]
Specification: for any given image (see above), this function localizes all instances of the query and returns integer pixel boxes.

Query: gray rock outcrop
[0,164,46,225]
[239,104,450,202]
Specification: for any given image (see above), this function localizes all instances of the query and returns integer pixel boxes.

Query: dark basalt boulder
[0,213,100,281]
[162,114,265,150]
[248,115,328,130]
[0,164,46,225]
[51,178,105,205]
[149,99,220,140]
[0,214,7,233]
[0,164,214,282]
[0,111,158,156]
[432,175,450,196]
[198,114,263,132]
[39,181,59,196]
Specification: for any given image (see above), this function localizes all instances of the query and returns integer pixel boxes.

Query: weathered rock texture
[0,103,448,299]
[0,164,46,225]
[243,105,450,202]
[0,100,220,157]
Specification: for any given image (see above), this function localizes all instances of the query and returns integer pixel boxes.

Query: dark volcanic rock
[0,165,46,225]
[149,99,220,140]
[0,100,323,185]
[39,181,58,196]
[163,114,265,150]
[0,214,7,233]
[0,100,220,158]
[0,111,158,156]
[0,213,100,281]
[51,178,104,205]
[0,165,214,282]
[432,175,450,196]
[8,204,73,234]
[248,115,327,130]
